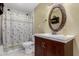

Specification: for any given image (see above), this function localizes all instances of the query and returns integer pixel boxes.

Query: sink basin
[36,33,74,39]
[34,33,75,43]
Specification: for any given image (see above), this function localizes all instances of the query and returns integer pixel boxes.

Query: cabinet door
[35,37,44,56]
[56,42,64,56]
[41,40,47,56]
[46,39,57,56]
[35,45,43,56]
[35,37,47,56]
[46,39,64,56]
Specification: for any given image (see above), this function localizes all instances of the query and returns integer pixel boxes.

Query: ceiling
[4,3,38,13]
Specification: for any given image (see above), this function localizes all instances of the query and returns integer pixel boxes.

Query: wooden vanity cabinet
[35,36,73,56]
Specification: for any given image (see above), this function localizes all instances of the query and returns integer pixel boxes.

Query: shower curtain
[2,7,33,52]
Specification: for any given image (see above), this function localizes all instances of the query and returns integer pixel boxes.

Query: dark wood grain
[35,36,73,56]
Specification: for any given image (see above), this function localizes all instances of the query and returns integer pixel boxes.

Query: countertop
[34,33,75,43]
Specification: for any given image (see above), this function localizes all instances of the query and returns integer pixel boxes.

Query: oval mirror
[48,4,66,34]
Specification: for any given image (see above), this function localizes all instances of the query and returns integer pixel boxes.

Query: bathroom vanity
[35,34,75,56]
[35,4,75,56]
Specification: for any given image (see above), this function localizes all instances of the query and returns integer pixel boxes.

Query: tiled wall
[2,7,33,51]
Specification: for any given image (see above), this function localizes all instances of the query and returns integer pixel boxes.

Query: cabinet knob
[41,42,46,48]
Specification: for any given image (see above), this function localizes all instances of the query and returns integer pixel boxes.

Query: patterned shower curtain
[2,7,33,52]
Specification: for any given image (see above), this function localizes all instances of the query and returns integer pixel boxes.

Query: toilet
[22,35,34,55]
[22,41,34,55]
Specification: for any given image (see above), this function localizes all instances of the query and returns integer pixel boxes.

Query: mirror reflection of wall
[50,7,62,30]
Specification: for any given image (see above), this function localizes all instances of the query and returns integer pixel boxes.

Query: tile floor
[0,45,34,56]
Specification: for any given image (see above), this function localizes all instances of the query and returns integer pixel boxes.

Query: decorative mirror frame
[48,4,66,34]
